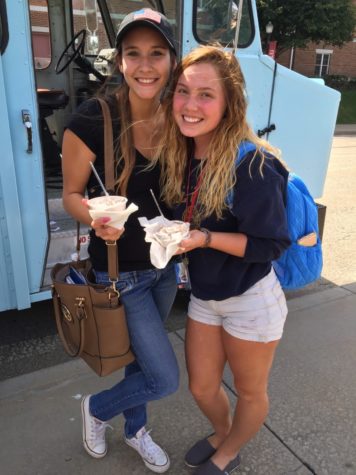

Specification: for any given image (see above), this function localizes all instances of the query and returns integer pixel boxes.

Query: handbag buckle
[75,297,87,320]
[109,285,120,300]
[109,279,119,292]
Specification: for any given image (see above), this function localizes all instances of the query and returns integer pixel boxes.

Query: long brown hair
[158,45,280,220]
[97,42,175,196]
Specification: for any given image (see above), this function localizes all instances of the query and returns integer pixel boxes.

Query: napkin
[88,196,138,229]
[139,216,190,269]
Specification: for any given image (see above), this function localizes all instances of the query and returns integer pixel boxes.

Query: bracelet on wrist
[200,227,212,248]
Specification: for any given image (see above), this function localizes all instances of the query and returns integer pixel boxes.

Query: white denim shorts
[188,269,288,343]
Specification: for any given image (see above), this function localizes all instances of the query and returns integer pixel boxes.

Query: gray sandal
[185,435,217,467]
[193,454,241,475]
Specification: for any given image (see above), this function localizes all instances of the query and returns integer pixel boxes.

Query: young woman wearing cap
[158,45,290,474]
[62,9,178,473]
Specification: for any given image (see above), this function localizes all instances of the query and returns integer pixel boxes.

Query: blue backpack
[229,141,323,290]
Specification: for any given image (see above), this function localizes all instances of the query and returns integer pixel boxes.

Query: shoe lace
[89,418,112,442]
[139,429,162,459]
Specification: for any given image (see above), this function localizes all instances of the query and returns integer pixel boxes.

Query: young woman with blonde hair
[158,45,291,474]
[62,9,179,473]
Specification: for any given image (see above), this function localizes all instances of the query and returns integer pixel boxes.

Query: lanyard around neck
[184,157,206,226]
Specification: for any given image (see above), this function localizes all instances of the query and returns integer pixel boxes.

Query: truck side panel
[1,0,48,310]
[0,57,30,311]
[242,55,340,197]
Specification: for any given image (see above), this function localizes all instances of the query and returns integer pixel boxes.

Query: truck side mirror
[227,0,238,29]
[84,0,99,54]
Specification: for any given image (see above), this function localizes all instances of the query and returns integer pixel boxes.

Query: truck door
[0,0,48,311]
[181,0,340,197]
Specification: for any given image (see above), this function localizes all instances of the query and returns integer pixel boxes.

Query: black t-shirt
[66,98,172,272]
[174,152,291,300]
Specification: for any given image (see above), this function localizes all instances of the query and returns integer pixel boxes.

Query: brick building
[277,0,356,79]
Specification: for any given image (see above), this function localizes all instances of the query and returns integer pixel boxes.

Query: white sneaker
[124,427,170,473]
[81,395,111,458]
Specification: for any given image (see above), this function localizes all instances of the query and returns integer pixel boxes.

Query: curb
[334,124,356,136]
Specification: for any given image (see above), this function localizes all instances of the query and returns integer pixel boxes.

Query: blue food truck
[0,0,340,312]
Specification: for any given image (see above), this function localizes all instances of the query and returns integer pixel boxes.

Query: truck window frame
[30,0,52,70]
[192,0,255,49]
[0,0,9,55]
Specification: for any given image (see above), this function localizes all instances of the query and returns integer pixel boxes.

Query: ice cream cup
[87,196,127,211]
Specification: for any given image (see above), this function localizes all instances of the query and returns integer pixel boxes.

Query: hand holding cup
[83,196,138,241]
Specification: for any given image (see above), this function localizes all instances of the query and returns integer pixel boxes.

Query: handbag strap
[75,98,119,282]
[98,97,119,282]
[98,98,115,192]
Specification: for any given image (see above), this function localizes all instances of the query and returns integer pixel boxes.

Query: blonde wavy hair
[158,45,280,220]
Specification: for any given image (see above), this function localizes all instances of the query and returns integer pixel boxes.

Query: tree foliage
[256,0,356,56]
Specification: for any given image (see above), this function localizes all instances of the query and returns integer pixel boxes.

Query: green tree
[257,0,356,57]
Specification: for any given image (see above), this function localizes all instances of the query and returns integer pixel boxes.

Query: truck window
[73,0,111,54]
[105,0,177,34]
[194,0,253,47]
[30,0,51,69]
[72,1,177,55]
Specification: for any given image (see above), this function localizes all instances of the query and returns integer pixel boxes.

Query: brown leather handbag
[51,99,135,377]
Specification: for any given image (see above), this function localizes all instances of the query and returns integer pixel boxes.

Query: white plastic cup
[87,196,127,211]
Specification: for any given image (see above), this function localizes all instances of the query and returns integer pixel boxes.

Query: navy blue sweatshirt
[174,152,291,300]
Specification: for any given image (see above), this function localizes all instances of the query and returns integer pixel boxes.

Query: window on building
[314,49,332,77]
[29,0,51,69]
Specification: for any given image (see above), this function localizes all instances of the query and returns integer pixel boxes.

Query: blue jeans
[89,263,179,438]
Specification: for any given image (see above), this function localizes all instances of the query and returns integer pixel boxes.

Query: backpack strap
[236,141,257,165]
[226,141,257,209]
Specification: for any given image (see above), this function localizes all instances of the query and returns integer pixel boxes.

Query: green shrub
[324,74,356,91]
[337,90,356,123]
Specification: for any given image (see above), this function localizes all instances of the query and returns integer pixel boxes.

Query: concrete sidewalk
[1,285,356,475]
